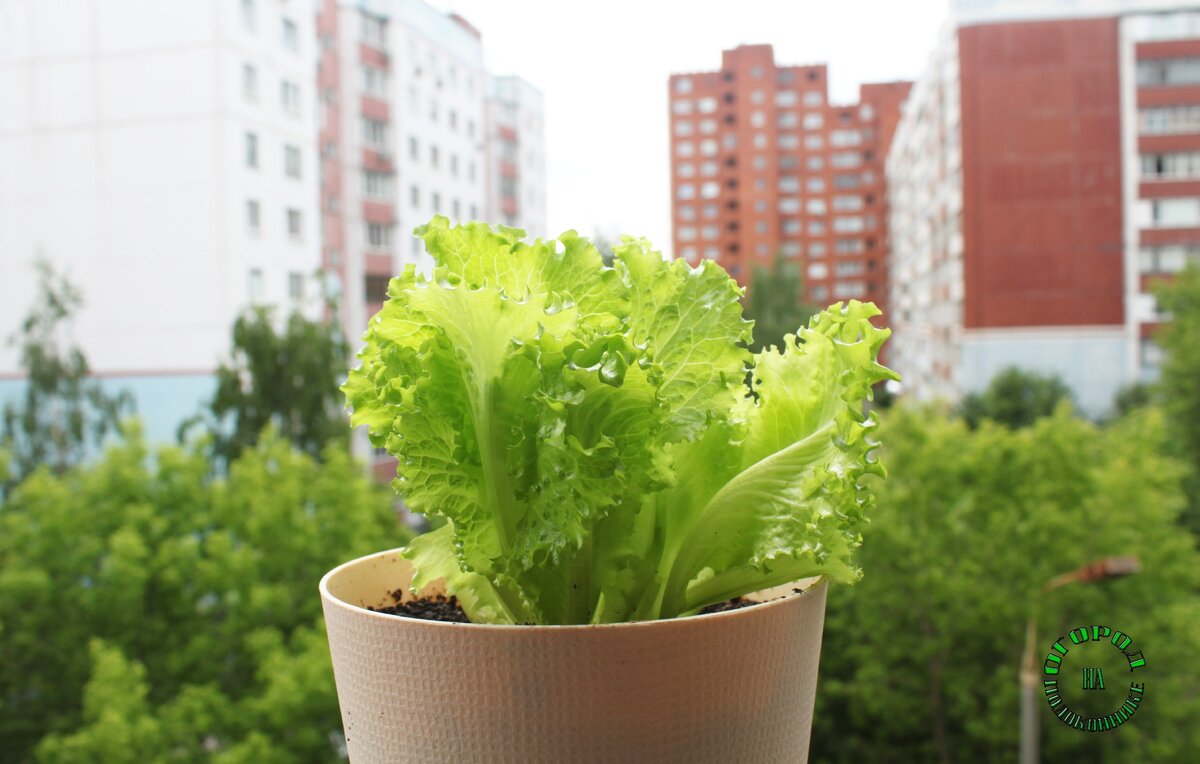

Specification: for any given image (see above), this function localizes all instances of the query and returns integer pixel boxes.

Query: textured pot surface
[320,548,827,764]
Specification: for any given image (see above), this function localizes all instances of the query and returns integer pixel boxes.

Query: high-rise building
[317,0,547,351]
[486,75,548,238]
[888,0,1200,415]
[667,45,911,317]
[0,0,322,442]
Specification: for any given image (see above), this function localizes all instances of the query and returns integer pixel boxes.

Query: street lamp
[1019,556,1140,764]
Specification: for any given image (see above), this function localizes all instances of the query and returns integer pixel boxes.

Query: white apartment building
[0,0,322,443]
[888,0,1200,416]
[486,75,548,238]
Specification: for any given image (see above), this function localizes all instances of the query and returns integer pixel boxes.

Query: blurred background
[1,0,1198,761]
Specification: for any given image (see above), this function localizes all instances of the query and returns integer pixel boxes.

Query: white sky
[431,0,950,256]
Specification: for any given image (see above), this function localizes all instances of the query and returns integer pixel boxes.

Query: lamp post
[1018,556,1140,764]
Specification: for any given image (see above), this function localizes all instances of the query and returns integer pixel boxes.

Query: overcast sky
[430,0,950,255]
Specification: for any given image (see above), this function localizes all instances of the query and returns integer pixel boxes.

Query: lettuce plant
[343,218,897,624]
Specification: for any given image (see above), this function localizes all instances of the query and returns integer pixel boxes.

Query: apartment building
[317,0,547,349]
[0,0,321,443]
[667,45,910,318]
[486,75,547,238]
[888,0,1200,415]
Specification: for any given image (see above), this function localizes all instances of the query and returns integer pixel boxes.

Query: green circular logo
[1042,625,1146,732]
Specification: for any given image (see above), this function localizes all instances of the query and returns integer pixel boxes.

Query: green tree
[1154,264,1200,533]
[186,308,349,465]
[1,260,131,486]
[811,406,1200,762]
[742,255,815,352]
[959,366,1074,429]
[0,426,405,762]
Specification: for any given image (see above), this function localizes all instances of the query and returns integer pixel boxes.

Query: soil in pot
[369,587,806,623]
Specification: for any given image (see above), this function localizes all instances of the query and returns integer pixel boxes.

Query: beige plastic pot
[320,548,828,763]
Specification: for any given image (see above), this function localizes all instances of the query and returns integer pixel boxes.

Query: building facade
[667,45,910,318]
[486,75,548,238]
[0,0,322,443]
[888,1,1200,415]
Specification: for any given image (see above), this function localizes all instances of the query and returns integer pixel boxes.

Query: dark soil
[372,588,804,623]
[369,590,470,623]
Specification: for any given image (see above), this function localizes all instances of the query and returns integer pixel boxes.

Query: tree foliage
[1154,264,1200,533]
[812,406,1200,762]
[0,427,405,762]
[1,260,131,487]
[742,255,816,352]
[186,308,349,465]
[959,366,1074,429]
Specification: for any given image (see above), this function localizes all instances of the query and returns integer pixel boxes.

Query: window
[778,135,800,150]
[1141,152,1200,180]
[1140,105,1200,135]
[703,246,720,259]
[431,192,441,213]
[288,272,304,299]
[680,245,697,260]
[366,223,393,249]
[807,156,825,171]
[676,141,694,157]
[248,268,263,301]
[722,134,737,150]
[802,113,823,130]
[697,97,718,113]
[750,66,763,79]
[241,0,255,32]
[282,18,298,51]
[752,133,767,149]
[775,90,797,107]
[286,209,302,239]
[778,112,798,129]
[833,195,863,211]
[363,66,388,97]
[409,136,419,160]
[833,281,865,298]
[750,110,765,128]
[672,99,693,115]
[808,220,825,235]
[804,134,824,149]
[700,181,720,199]
[702,224,720,239]
[834,173,861,188]
[679,226,697,241]
[364,171,392,199]
[1139,244,1200,273]
[803,91,823,106]
[752,155,766,169]
[679,205,696,221]
[807,199,827,215]
[807,263,828,280]
[677,183,695,200]
[450,154,459,176]
[280,80,300,115]
[696,138,716,157]
[831,151,861,168]
[430,145,439,167]
[835,261,864,277]
[674,76,693,93]
[678,162,695,178]
[836,238,865,254]
[1141,197,1200,227]
[675,121,694,136]
[362,119,388,147]
[860,104,875,121]
[242,63,257,101]
[245,199,260,233]
[410,185,419,208]
[281,145,301,179]
[807,178,825,192]
[365,274,390,303]
[244,132,258,167]
[449,110,458,130]
[781,242,802,256]
[830,129,861,146]
[702,203,718,218]
[699,118,717,134]
[362,14,386,47]
[1137,58,1200,87]
[779,197,801,214]
[779,176,800,193]
[810,242,826,256]
[751,90,764,104]
[833,216,865,233]
[700,160,718,176]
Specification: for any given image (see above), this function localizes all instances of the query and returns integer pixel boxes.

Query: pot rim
[320,547,826,631]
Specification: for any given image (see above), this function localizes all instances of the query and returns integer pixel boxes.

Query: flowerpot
[320,548,828,763]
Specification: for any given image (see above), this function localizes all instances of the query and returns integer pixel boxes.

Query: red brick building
[667,45,910,317]
[888,2,1200,415]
